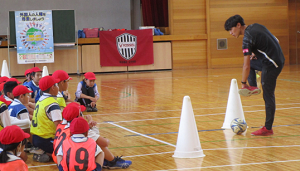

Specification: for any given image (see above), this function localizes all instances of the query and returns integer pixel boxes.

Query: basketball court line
[93,102,300,116]
[97,105,300,124]
[27,120,300,168]
[100,85,118,89]
[153,159,300,171]
[28,141,300,168]
[28,164,57,168]
[108,122,176,147]
[28,102,300,169]
[108,123,300,151]
[124,144,300,158]
[124,123,300,137]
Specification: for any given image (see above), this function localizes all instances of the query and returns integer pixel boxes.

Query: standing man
[224,15,285,136]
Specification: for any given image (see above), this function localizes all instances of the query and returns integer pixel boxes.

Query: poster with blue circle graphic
[15,10,54,64]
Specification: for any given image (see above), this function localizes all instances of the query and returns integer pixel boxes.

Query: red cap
[24,69,32,76]
[31,67,42,73]
[0,76,9,83]
[0,95,12,106]
[0,125,30,145]
[13,85,33,97]
[39,76,60,91]
[63,102,86,121]
[0,82,5,91]
[7,78,22,84]
[70,117,90,134]
[52,70,73,82]
[84,72,96,80]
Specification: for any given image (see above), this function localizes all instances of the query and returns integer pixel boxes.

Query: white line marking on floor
[101,85,117,89]
[97,106,300,124]
[28,164,57,168]
[28,144,300,168]
[124,144,300,158]
[153,159,300,170]
[108,122,176,147]
[92,103,300,117]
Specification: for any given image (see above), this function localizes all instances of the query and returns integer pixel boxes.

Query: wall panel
[0,49,34,77]
[172,40,207,68]
[35,47,82,75]
[1,48,82,77]
[169,0,207,69]
[170,0,206,35]
[81,45,127,73]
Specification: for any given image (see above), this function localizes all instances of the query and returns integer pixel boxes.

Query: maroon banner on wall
[100,29,154,66]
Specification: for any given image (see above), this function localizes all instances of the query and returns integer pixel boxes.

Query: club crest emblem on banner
[116,33,137,60]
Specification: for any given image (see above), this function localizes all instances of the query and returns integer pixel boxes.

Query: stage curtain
[141,0,168,27]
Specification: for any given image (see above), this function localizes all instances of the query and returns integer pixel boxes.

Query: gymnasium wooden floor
[25,65,300,171]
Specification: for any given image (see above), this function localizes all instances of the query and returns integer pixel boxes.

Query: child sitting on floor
[75,72,99,112]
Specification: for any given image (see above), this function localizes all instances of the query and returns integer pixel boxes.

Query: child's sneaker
[238,86,261,97]
[33,153,50,162]
[86,106,93,112]
[92,107,98,112]
[29,147,45,154]
[103,156,132,169]
[251,126,273,136]
[103,159,108,168]
[24,142,32,153]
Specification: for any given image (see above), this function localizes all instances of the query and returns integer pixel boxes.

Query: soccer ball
[230,118,247,135]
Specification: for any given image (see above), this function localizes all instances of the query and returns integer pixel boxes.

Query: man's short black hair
[224,15,245,31]
[3,81,18,96]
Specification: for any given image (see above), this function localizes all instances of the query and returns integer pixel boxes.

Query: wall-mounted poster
[15,10,54,64]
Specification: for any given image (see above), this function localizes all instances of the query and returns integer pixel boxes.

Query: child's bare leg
[96,136,114,161]
[95,151,104,166]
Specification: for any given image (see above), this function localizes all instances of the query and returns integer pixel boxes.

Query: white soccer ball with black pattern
[230,118,247,135]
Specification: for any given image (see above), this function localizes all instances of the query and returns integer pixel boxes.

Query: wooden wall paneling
[172,40,207,69]
[35,47,82,75]
[210,38,243,68]
[168,0,174,35]
[153,35,207,41]
[168,0,208,69]
[171,0,206,35]
[8,49,34,77]
[81,45,127,73]
[128,42,172,71]
[0,49,8,64]
[209,0,289,68]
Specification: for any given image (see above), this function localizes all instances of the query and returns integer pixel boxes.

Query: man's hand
[250,53,257,60]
